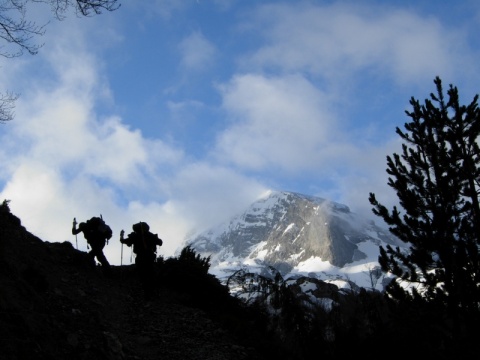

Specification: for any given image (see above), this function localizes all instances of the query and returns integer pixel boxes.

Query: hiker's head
[132,222,149,233]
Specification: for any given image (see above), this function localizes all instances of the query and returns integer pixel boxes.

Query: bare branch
[0,0,120,122]
[0,91,19,123]
[0,0,46,57]
[44,0,121,20]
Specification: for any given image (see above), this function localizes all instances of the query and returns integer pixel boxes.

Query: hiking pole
[120,230,124,265]
[73,217,78,249]
[100,214,109,245]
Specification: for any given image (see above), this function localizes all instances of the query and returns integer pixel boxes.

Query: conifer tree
[369,77,480,338]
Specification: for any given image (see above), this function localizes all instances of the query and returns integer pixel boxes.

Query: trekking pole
[100,214,109,245]
[73,217,78,249]
[120,230,124,265]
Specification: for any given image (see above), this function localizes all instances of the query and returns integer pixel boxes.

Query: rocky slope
[0,203,293,360]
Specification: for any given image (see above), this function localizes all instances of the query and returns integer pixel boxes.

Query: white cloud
[168,162,268,230]
[323,139,404,222]
[152,0,188,19]
[243,3,469,85]
[216,73,342,172]
[178,31,217,71]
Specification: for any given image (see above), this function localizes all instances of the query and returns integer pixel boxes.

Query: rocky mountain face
[184,191,403,290]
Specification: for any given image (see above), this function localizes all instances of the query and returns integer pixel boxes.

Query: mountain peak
[184,191,401,290]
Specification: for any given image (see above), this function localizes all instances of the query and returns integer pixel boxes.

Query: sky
[1,0,480,265]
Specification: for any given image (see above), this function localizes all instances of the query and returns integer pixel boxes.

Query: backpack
[86,216,113,241]
[132,221,149,233]
[131,222,161,254]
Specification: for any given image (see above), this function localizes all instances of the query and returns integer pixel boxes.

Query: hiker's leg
[91,242,110,268]
[86,247,96,265]
[97,251,111,268]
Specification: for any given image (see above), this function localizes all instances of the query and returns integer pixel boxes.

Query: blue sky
[1,0,479,263]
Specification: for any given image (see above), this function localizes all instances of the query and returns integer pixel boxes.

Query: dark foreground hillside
[3,201,479,360]
[0,204,292,360]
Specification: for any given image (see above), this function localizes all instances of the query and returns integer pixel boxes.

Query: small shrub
[0,199,11,213]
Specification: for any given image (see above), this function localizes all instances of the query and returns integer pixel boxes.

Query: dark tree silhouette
[369,76,480,344]
[0,0,120,123]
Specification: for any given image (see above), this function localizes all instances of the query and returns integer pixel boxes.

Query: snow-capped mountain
[183,190,404,291]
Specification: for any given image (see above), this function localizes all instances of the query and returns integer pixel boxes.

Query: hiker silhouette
[120,222,163,298]
[72,216,112,270]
